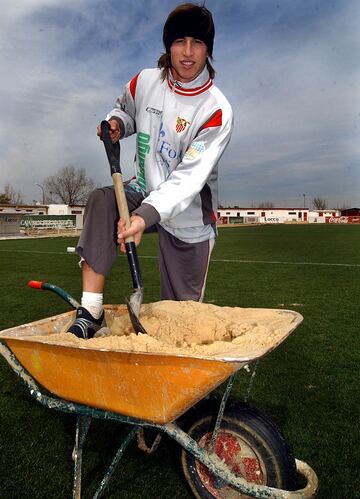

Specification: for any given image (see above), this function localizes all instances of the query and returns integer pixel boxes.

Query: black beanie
[163,4,215,57]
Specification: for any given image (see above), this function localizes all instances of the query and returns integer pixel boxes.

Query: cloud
[215,0,360,207]
[0,0,359,208]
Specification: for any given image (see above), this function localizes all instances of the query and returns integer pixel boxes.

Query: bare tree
[1,184,24,204]
[312,197,327,210]
[0,192,11,204]
[44,166,97,205]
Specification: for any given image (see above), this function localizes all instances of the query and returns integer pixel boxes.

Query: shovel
[100,120,146,334]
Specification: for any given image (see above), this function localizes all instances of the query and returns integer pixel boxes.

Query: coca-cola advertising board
[326,216,360,224]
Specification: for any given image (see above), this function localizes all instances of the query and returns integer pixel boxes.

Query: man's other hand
[97,119,121,143]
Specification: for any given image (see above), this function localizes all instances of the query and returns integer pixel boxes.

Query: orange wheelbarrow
[0,282,318,498]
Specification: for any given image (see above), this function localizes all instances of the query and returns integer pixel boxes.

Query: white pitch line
[140,255,360,267]
[211,258,360,267]
[0,249,359,267]
[0,249,70,255]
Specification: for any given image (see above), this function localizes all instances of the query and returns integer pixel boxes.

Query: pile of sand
[26,301,301,360]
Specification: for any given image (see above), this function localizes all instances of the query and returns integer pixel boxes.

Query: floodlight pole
[303,193,306,208]
[35,183,45,205]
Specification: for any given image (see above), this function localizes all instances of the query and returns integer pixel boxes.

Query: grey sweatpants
[77,186,214,301]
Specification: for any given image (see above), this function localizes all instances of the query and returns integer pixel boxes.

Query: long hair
[158,3,216,81]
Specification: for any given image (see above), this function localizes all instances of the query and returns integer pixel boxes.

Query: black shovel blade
[125,296,147,334]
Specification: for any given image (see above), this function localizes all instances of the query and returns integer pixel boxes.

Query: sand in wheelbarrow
[28,301,301,359]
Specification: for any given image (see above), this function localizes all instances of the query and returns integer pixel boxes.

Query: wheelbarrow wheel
[180,400,296,498]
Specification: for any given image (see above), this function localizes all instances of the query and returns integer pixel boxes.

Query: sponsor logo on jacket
[157,122,181,168]
[184,141,205,160]
[146,106,162,116]
[137,132,150,190]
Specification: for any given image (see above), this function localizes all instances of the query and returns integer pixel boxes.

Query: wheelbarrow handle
[28,280,80,310]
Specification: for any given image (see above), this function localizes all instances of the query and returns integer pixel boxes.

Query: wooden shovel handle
[112,172,134,243]
[100,120,134,244]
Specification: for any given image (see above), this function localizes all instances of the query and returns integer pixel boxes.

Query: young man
[68,2,233,339]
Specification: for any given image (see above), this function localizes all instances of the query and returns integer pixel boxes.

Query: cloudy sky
[0,0,359,208]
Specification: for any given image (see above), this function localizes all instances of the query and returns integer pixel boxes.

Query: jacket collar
[167,66,213,96]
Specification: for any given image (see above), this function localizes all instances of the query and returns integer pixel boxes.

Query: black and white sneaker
[67,307,105,339]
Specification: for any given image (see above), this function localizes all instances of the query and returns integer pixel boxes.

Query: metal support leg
[73,415,92,499]
[207,372,237,488]
[92,426,140,499]
[244,359,260,403]
[209,372,237,453]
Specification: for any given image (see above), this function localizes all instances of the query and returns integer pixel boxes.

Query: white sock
[81,292,103,319]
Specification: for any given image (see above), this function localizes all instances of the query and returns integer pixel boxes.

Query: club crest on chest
[175,117,190,133]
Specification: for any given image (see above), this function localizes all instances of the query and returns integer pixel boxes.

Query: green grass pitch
[0,224,359,498]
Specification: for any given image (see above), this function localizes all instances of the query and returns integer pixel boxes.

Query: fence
[20,215,78,235]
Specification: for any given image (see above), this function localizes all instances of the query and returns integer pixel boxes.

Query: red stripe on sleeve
[129,72,140,99]
[202,109,222,129]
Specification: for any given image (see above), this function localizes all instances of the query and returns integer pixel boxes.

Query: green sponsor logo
[137,132,150,190]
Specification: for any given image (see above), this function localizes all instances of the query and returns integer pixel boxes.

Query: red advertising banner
[326,216,360,224]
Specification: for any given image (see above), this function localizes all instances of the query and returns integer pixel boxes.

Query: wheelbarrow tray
[0,305,302,424]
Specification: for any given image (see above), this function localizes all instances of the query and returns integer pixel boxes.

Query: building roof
[0,204,47,209]
[341,208,360,214]
[219,207,309,211]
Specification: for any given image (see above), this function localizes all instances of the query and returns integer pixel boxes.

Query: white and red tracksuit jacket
[106,66,233,243]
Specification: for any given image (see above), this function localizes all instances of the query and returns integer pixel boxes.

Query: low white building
[47,204,85,229]
[0,203,85,234]
[217,207,340,224]
[307,210,342,223]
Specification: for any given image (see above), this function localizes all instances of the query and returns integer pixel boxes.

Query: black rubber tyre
[180,400,297,498]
